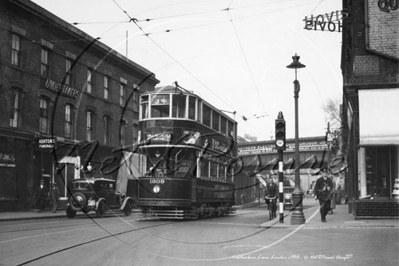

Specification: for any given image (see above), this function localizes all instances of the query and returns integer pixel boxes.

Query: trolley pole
[278,150,284,223]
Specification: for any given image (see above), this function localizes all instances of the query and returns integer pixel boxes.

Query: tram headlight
[153,185,160,193]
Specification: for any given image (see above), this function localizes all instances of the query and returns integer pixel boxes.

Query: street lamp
[287,53,306,225]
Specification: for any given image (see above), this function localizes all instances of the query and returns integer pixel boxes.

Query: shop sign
[0,153,16,168]
[303,10,348,32]
[45,79,80,99]
[35,137,56,150]
[238,140,327,155]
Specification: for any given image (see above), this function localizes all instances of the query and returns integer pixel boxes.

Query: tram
[135,84,238,219]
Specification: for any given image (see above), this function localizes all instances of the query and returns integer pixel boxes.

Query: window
[172,94,186,118]
[188,96,196,120]
[65,58,73,86]
[120,120,126,146]
[203,105,211,127]
[39,97,50,134]
[120,84,125,106]
[221,116,227,135]
[10,90,20,128]
[104,76,109,99]
[103,116,110,145]
[228,120,235,138]
[11,34,20,66]
[150,94,170,118]
[41,49,50,77]
[141,95,149,119]
[133,89,139,112]
[212,111,220,131]
[87,69,92,93]
[197,99,202,122]
[86,111,93,141]
[65,105,73,138]
[133,123,139,144]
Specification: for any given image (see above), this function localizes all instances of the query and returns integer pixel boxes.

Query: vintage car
[65,178,134,218]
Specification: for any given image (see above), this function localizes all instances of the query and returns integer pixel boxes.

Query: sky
[31,0,343,141]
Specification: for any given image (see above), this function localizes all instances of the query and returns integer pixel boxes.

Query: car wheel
[66,207,76,218]
[70,192,87,212]
[96,201,106,218]
[123,200,132,216]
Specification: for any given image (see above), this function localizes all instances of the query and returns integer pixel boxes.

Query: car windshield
[72,182,92,191]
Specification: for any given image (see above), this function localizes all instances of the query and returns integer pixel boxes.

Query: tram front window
[172,94,186,118]
[151,94,170,118]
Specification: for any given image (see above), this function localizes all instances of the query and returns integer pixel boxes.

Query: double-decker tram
[136,84,238,219]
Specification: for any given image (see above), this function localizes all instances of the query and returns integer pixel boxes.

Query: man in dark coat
[51,182,60,213]
[313,168,334,222]
[35,180,48,213]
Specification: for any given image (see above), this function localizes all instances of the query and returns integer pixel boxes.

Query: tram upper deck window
[188,96,196,120]
[151,94,170,118]
[203,105,211,127]
[172,94,186,118]
[212,111,219,131]
[141,95,149,119]
[228,120,235,138]
[197,99,202,122]
[221,116,227,135]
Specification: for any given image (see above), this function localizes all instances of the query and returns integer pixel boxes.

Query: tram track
[10,219,178,266]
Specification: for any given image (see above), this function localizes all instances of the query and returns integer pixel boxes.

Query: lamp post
[287,53,306,225]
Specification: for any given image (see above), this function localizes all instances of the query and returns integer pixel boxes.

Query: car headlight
[153,185,160,193]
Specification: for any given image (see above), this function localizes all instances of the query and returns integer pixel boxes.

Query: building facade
[341,0,399,217]
[0,0,159,211]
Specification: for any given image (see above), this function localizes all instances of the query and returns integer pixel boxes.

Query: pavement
[1,198,398,228]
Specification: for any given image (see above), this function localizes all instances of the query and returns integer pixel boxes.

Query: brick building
[0,0,159,211]
[341,0,399,217]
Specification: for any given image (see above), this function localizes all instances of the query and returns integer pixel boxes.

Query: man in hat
[34,180,48,213]
[51,182,60,213]
[313,167,334,222]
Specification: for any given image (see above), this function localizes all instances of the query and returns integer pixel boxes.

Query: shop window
[0,153,17,199]
[365,147,395,198]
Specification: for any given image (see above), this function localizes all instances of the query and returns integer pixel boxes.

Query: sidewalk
[260,198,399,228]
[1,199,398,228]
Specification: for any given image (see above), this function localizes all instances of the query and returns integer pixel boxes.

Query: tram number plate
[150,179,165,184]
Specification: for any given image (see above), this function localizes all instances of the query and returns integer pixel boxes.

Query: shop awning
[359,88,399,145]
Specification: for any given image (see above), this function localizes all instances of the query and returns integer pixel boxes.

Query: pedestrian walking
[313,167,334,222]
[328,173,336,214]
[51,182,60,213]
[34,180,48,213]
